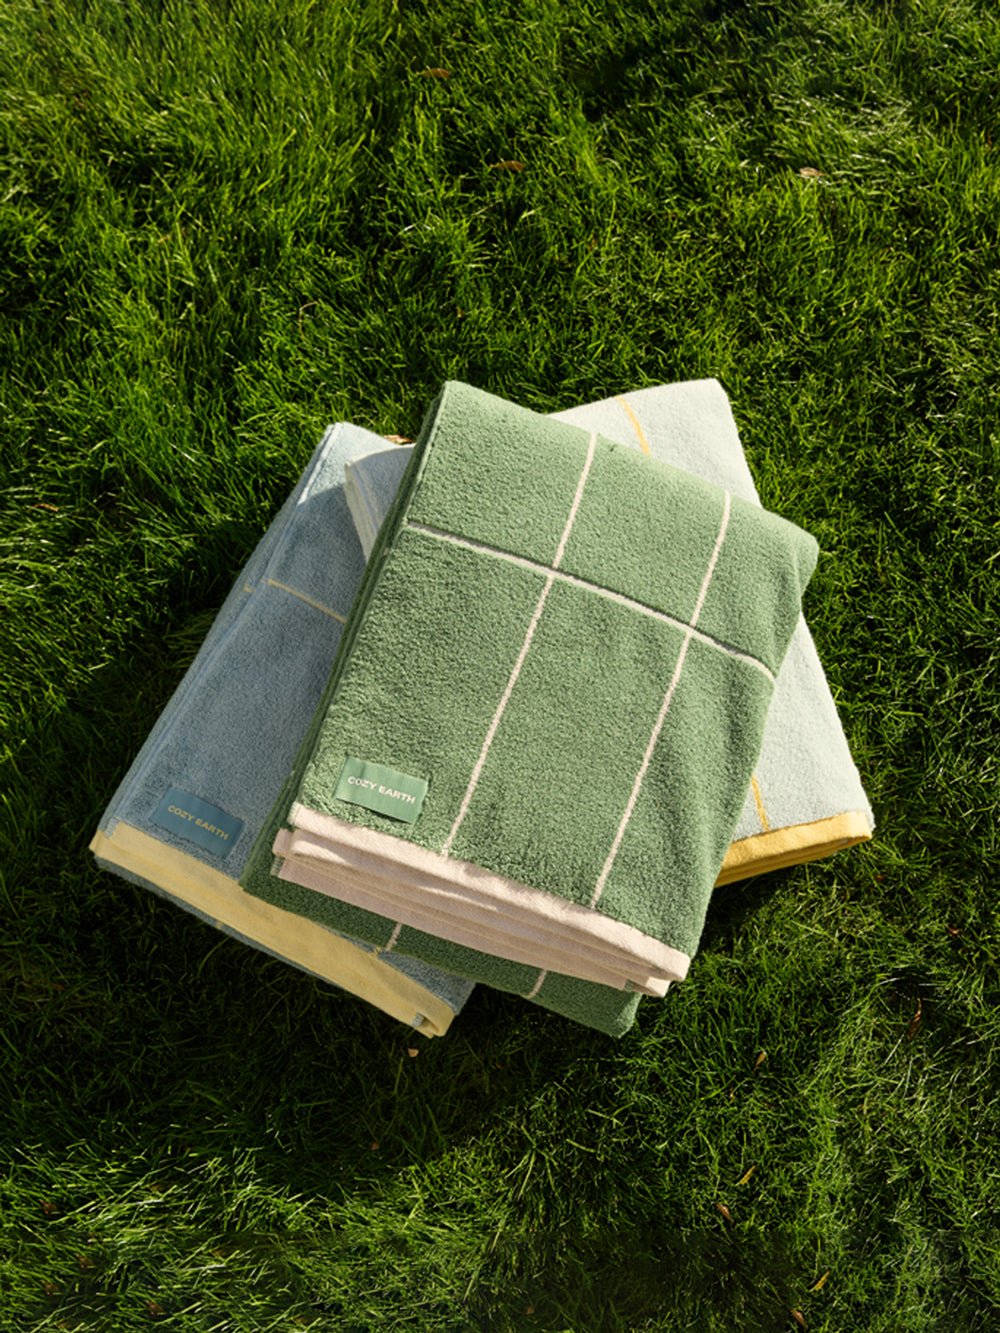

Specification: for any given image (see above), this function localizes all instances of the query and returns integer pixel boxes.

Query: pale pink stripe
[688,492,732,625]
[524,970,547,1000]
[590,491,733,909]
[442,431,598,855]
[552,431,598,568]
[404,522,773,680]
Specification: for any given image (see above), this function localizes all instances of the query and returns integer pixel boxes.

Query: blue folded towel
[90,424,474,1036]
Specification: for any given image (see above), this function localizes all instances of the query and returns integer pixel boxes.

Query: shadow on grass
[11,546,989,1330]
[471,1219,804,1332]
[3,585,605,1157]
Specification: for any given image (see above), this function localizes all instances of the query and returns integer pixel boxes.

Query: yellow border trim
[715,810,873,886]
[90,825,455,1036]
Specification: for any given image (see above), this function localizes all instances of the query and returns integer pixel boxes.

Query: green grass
[1,0,998,1327]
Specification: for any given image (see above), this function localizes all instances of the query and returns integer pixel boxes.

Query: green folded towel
[243,382,818,1031]
[346,378,874,881]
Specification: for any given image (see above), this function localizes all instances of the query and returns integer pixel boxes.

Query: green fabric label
[334,757,428,824]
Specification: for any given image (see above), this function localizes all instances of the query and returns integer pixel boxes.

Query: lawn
[1,0,998,1328]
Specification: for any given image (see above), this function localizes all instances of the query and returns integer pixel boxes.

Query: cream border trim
[284,804,691,987]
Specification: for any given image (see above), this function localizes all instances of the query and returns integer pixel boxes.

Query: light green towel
[243,382,818,1032]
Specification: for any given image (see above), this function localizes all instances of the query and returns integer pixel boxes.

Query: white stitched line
[265,578,348,624]
[688,492,731,625]
[442,573,555,855]
[405,521,772,681]
[381,921,403,953]
[525,969,547,1000]
[590,491,733,909]
[443,431,598,855]
[552,432,598,568]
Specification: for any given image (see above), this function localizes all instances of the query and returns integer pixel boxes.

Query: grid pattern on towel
[241,382,819,1033]
[284,387,813,954]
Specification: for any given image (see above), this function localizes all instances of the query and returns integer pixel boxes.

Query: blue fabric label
[152,787,244,858]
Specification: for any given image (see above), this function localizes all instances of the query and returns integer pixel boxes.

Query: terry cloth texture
[345,379,874,879]
[244,381,818,1023]
[89,423,474,1037]
[345,442,412,563]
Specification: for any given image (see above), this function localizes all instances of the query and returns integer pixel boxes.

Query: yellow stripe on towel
[614,396,652,456]
[715,810,873,886]
[749,774,771,831]
[264,579,348,624]
[89,825,456,1036]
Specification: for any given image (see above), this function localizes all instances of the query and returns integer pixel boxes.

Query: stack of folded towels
[91,380,873,1037]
